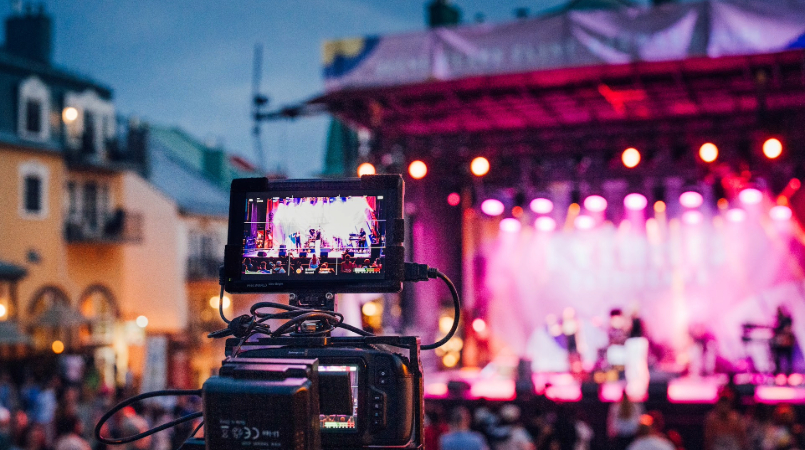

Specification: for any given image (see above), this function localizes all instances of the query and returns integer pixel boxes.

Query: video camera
[96,175,459,450]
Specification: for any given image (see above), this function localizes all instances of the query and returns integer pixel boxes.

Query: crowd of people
[0,370,201,450]
[425,388,805,450]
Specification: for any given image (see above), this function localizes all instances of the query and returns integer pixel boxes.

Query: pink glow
[682,210,703,225]
[535,216,557,232]
[530,198,554,214]
[770,205,792,221]
[472,318,487,333]
[583,195,607,212]
[500,218,521,232]
[545,384,582,402]
[755,386,805,404]
[575,215,595,230]
[424,382,448,398]
[667,378,721,403]
[481,199,505,216]
[679,191,704,209]
[726,209,746,223]
[776,373,788,386]
[790,374,804,386]
[599,382,647,402]
[447,192,461,206]
[469,379,516,401]
[739,188,763,205]
[624,193,648,211]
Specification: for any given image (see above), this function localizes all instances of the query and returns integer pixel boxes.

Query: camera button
[373,402,382,410]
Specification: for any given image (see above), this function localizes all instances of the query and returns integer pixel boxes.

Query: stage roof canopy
[310,0,805,147]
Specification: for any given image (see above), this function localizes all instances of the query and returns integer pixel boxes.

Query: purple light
[575,215,595,230]
[530,198,554,214]
[679,191,704,209]
[682,210,704,225]
[624,193,648,211]
[770,205,792,221]
[535,216,557,232]
[481,199,505,216]
[500,218,521,233]
[739,188,763,205]
[726,209,746,223]
[583,195,607,213]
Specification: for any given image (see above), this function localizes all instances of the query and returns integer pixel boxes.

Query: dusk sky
[22,0,664,177]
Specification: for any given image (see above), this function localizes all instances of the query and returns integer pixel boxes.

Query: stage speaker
[515,358,535,399]
[299,252,307,258]
[257,251,267,257]
[370,246,381,261]
[320,251,329,260]
[278,245,287,257]
[647,380,669,403]
[447,380,471,399]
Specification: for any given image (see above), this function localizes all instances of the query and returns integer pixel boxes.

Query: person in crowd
[118,407,150,450]
[53,416,89,450]
[19,377,39,421]
[761,403,805,450]
[317,262,332,274]
[423,404,449,450]
[441,406,489,450]
[626,415,674,450]
[340,255,355,274]
[494,405,535,450]
[33,377,59,445]
[772,306,795,375]
[1,407,12,450]
[703,390,746,450]
[0,373,18,412]
[12,409,29,450]
[608,390,644,450]
[362,259,371,268]
[309,254,319,270]
[258,261,270,273]
[21,424,50,450]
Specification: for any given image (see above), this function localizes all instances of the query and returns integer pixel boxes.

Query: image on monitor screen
[240,194,386,279]
[318,365,359,431]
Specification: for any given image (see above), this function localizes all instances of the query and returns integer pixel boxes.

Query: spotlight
[726,209,746,223]
[770,205,792,221]
[472,318,487,333]
[471,157,490,176]
[481,199,505,216]
[624,193,648,211]
[763,138,783,159]
[583,195,607,213]
[408,160,427,179]
[500,218,521,232]
[654,201,666,213]
[357,162,376,176]
[447,192,461,206]
[62,107,78,123]
[530,198,554,214]
[699,143,718,163]
[136,315,149,328]
[622,148,641,168]
[679,191,704,209]
[52,340,65,354]
[535,216,557,232]
[682,210,703,225]
[739,188,763,205]
[575,215,595,230]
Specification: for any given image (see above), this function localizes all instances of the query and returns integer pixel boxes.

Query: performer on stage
[772,306,795,375]
[358,228,367,249]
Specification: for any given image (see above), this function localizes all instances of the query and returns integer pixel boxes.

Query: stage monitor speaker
[278,245,287,257]
[299,252,307,258]
[320,251,329,260]
[447,380,471,399]
[647,381,669,403]
[370,246,381,261]
[257,251,267,257]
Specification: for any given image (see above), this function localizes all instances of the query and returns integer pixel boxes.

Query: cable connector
[404,262,439,282]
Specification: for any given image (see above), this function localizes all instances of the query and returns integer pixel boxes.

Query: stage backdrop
[466,200,805,373]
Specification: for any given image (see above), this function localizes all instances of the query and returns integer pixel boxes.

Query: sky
[21,0,656,178]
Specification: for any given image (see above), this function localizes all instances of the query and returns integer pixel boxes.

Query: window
[18,161,49,219]
[18,77,50,142]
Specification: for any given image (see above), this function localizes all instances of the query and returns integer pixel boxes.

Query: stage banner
[322,0,805,92]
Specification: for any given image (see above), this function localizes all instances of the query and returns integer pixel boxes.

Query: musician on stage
[772,306,795,375]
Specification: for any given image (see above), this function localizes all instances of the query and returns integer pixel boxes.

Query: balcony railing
[65,209,143,244]
[187,257,222,280]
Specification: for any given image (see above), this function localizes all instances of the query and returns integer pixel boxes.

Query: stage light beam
[500,218,521,232]
[357,162,376,176]
[584,195,608,212]
[622,148,641,168]
[575,215,595,230]
[726,209,746,223]
[535,216,557,232]
[447,192,461,206]
[770,205,792,221]
[471,157,490,176]
[680,191,704,209]
[624,193,648,211]
[481,199,505,216]
[763,138,783,159]
[699,143,718,163]
[682,210,703,225]
[530,198,554,214]
[739,188,763,205]
[408,160,427,179]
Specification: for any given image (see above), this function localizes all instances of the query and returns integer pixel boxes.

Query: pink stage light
[447,192,461,206]
[682,210,703,225]
[535,216,557,232]
[679,191,704,208]
[472,318,487,333]
[789,374,804,386]
[575,215,595,230]
[583,195,607,212]
[755,386,805,404]
[599,382,648,403]
[481,199,505,216]
[667,378,721,404]
[624,193,648,211]
[530,198,554,214]
[545,384,582,402]
[424,382,448,398]
[726,209,746,223]
[739,188,763,205]
[500,218,521,233]
[770,205,792,221]
[469,379,516,401]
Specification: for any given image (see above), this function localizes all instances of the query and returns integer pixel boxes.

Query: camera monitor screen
[240,194,386,279]
[318,365,359,431]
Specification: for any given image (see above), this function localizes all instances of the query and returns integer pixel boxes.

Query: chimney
[5,3,52,64]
